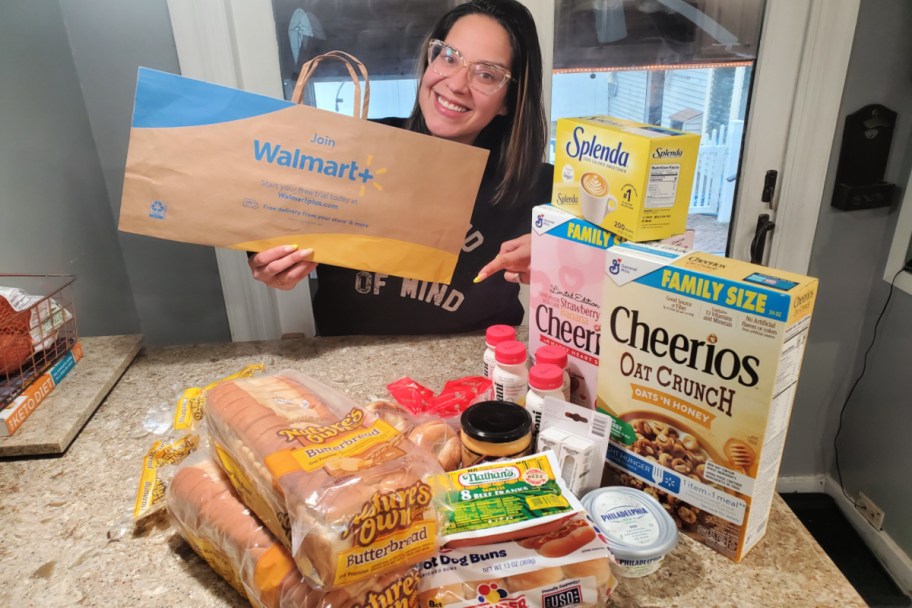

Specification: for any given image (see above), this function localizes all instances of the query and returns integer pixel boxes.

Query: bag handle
[291,51,370,120]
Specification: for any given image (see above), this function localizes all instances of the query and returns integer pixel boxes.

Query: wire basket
[1,275,79,407]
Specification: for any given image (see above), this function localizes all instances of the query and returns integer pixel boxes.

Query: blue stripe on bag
[132,67,292,128]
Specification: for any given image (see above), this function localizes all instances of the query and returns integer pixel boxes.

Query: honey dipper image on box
[595,242,817,561]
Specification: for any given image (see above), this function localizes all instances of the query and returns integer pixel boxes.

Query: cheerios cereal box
[595,241,817,561]
[552,116,700,242]
[529,205,624,409]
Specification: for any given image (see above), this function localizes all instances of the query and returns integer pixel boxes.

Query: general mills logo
[149,200,166,220]
[534,213,545,228]
[608,258,621,275]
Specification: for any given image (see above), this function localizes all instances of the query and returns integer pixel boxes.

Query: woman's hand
[248,245,317,290]
[474,233,532,285]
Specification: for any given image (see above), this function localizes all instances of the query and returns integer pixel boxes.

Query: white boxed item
[595,241,818,561]
[528,204,623,409]
[550,115,700,242]
[538,396,612,497]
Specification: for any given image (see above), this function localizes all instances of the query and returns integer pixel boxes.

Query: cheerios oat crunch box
[595,242,817,561]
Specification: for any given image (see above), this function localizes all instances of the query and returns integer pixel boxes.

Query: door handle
[750,214,776,264]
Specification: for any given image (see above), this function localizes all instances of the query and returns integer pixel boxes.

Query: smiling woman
[248,0,554,336]
[416,15,514,146]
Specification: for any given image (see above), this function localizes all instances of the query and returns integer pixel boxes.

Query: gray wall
[0,1,139,337]
[0,0,231,346]
[58,0,230,345]
[781,0,912,553]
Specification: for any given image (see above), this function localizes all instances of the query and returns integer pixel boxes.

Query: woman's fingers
[474,234,532,284]
[248,245,316,290]
[503,270,529,284]
[274,259,319,290]
[249,244,297,271]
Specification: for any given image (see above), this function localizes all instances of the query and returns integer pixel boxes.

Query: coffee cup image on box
[579,172,617,225]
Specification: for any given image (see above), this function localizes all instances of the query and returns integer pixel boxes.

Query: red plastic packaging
[386,376,492,419]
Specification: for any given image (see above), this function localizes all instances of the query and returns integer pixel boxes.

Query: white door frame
[731,0,860,274]
[167,0,859,340]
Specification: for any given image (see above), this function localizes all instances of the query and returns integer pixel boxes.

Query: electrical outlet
[857,492,885,530]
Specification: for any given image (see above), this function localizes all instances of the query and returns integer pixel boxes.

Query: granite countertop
[0,332,867,608]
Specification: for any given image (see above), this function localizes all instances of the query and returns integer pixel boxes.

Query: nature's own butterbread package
[596,242,817,561]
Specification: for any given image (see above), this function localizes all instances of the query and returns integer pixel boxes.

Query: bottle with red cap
[492,340,529,405]
[534,345,572,401]
[483,325,516,378]
[525,363,565,448]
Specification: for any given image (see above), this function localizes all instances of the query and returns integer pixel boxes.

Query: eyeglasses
[427,39,512,95]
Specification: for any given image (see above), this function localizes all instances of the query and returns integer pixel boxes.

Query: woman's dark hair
[405,0,547,207]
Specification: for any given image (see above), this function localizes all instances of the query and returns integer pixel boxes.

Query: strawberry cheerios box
[528,205,623,409]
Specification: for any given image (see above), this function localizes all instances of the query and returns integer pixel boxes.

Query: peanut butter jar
[459,400,532,468]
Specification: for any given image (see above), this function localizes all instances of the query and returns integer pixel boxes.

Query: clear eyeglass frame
[427,39,513,95]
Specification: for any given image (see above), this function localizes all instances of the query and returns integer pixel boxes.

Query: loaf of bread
[204,371,441,591]
[167,454,422,608]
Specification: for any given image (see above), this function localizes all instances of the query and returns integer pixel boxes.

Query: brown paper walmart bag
[119,52,488,283]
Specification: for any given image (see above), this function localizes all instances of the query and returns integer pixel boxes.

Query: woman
[249,0,553,335]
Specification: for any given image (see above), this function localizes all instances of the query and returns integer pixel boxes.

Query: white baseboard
[776,474,826,493]
[822,477,912,596]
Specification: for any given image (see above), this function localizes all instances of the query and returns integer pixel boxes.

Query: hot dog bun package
[204,371,443,590]
[167,452,422,608]
[417,515,618,608]
[430,450,586,548]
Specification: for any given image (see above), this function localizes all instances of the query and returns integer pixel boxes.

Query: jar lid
[529,363,563,390]
[535,345,569,368]
[461,401,532,443]
[494,340,526,365]
[581,486,679,561]
[485,324,516,346]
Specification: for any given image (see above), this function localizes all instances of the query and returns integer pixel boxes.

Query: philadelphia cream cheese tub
[582,486,678,578]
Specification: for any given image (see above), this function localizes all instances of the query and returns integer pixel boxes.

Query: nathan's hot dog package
[430,450,586,548]
[204,371,443,590]
[417,515,617,608]
[167,452,422,608]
